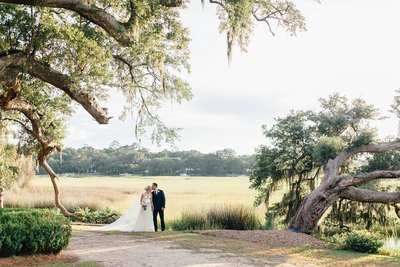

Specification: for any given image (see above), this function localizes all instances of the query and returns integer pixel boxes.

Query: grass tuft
[171,205,260,230]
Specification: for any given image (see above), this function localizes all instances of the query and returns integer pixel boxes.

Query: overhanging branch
[252,3,292,36]
[26,57,111,124]
[341,186,400,204]
[338,170,400,188]
[325,141,400,179]
[0,0,132,45]
[2,117,32,134]
[0,52,111,124]
[0,0,183,46]
[0,64,75,217]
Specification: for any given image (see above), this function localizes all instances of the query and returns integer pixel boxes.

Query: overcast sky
[64,0,400,155]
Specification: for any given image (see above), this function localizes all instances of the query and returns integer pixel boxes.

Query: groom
[151,182,166,232]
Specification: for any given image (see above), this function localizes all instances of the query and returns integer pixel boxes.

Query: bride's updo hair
[144,185,151,191]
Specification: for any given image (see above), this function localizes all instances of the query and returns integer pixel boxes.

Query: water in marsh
[385,237,400,249]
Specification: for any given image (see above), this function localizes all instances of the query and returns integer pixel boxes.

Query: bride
[94,185,155,232]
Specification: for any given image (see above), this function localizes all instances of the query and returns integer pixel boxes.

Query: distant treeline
[39,142,254,176]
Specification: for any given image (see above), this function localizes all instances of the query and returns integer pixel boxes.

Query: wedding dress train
[94,194,154,232]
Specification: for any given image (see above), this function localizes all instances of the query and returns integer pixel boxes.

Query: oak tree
[251,94,400,234]
[0,0,306,216]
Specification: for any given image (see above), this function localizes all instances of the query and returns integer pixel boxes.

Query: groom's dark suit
[152,189,166,232]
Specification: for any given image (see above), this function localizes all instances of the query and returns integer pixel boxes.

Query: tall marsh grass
[171,205,260,230]
[207,205,260,230]
[6,186,134,211]
[172,212,208,230]
[5,176,266,223]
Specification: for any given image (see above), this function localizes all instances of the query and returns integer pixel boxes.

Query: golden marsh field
[7,175,268,222]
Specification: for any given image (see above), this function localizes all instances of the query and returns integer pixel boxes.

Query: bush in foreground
[171,205,260,231]
[344,231,383,254]
[0,208,71,257]
[73,207,121,224]
[322,230,384,254]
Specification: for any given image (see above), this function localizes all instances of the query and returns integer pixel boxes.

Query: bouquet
[141,202,147,211]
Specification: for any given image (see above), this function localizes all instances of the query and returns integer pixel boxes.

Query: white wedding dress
[94,193,155,232]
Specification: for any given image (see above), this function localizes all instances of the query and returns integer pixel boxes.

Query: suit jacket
[152,189,166,211]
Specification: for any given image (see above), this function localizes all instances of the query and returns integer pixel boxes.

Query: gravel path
[197,230,326,248]
[65,231,289,267]
[63,228,329,267]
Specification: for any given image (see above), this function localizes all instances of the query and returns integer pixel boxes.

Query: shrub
[319,233,346,250]
[171,205,260,231]
[207,206,259,230]
[319,222,351,237]
[343,231,383,254]
[171,212,208,230]
[0,208,71,256]
[73,207,121,224]
[264,212,275,230]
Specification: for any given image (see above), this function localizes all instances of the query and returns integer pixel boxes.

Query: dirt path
[65,231,292,267]
[1,228,398,266]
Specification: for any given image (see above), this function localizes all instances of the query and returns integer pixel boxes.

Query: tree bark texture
[0,51,112,217]
[289,142,400,234]
[0,0,184,46]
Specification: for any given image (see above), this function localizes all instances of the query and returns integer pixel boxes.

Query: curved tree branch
[1,0,133,45]
[1,52,111,124]
[26,57,111,124]
[209,0,227,11]
[252,3,293,36]
[5,99,55,146]
[341,186,400,204]
[1,103,75,218]
[41,159,77,218]
[0,60,76,217]
[290,141,400,233]
[0,0,184,46]
[325,141,400,179]
[2,117,33,134]
[338,170,400,188]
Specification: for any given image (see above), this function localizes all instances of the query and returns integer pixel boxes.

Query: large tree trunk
[40,159,76,217]
[0,52,103,218]
[288,142,400,234]
[289,178,343,233]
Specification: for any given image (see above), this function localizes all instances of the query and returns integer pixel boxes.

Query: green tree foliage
[250,93,380,225]
[0,122,21,208]
[326,150,400,230]
[0,1,189,145]
[0,0,307,148]
[0,0,308,216]
[210,0,306,63]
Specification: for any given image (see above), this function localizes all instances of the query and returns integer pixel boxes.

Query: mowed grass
[6,175,268,222]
